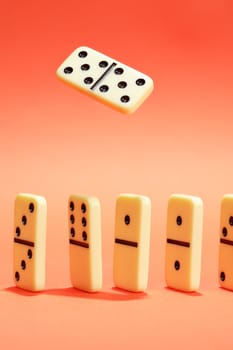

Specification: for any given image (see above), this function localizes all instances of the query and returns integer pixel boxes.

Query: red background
[1,0,233,348]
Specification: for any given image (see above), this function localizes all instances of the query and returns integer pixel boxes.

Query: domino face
[165,194,203,292]
[13,193,47,292]
[68,195,102,292]
[56,46,154,114]
[218,195,233,290]
[113,194,151,292]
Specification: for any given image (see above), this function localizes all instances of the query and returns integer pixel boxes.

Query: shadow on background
[5,286,44,297]
[45,286,149,301]
[219,286,233,293]
[5,285,149,301]
[164,286,203,297]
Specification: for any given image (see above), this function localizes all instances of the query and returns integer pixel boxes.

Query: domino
[113,194,151,292]
[13,193,47,291]
[165,194,203,292]
[68,195,102,292]
[218,194,233,290]
[56,46,154,114]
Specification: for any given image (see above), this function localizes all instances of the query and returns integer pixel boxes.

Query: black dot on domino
[15,271,20,281]
[82,217,87,227]
[174,260,180,270]
[222,227,228,237]
[114,67,124,75]
[70,214,75,224]
[78,51,88,58]
[70,201,75,211]
[70,227,75,237]
[81,64,90,71]
[118,81,127,89]
[220,271,225,281]
[29,202,34,213]
[22,215,27,225]
[64,67,73,74]
[28,249,33,259]
[16,227,21,237]
[121,95,130,103]
[81,203,86,213]
[229,216,233,226]
[84,77,94,85]
[176,216,182,226]
[124,215,130,225]
[136,78,145,86]
[99,85,109,93]
[82,231,87,241]
[21,260,26,270]
[99,60,108,68]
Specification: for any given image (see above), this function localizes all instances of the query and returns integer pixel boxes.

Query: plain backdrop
[1,0,233,348]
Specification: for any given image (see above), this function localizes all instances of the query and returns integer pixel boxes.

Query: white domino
[68,195,102,292]
[56,46,154,114]
[113,194,151,292]
[218,194,233,290]
[13,193,47,291]
[165,194,203,292]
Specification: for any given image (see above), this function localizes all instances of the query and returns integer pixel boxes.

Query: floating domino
[68,195,102,292]
[165,194,203,292]
[113,194,151,292]
[13,193,47,291]
[56,46,154,114]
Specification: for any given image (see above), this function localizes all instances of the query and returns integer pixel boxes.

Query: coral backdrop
[1,0,233,349]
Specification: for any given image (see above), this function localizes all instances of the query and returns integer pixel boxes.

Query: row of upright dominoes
[13,192,232,293]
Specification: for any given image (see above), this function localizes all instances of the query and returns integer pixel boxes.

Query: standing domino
[68,195,102,292]
[56,46,154,114]
[218,194,233,290]
[13,193,47,291]
[165,194,203,292]
[113,194,151,292]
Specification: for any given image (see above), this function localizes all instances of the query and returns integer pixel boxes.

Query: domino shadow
[44,286,149,301]
[164,286,203,296]
[219,286,233,293]
[5,286,45,297]
[5,286,149,301]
